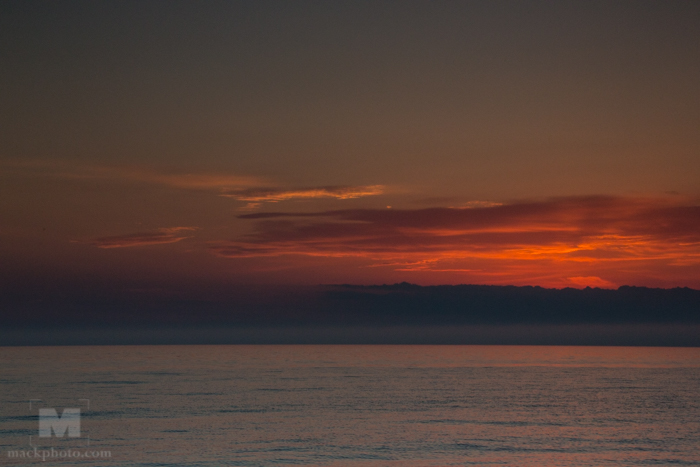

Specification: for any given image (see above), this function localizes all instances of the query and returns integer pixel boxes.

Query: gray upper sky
[3,0,699,198]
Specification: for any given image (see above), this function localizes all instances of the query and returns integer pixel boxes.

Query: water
[1,345,699,466]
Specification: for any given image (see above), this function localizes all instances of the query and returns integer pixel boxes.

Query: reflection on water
[1,345,699,466]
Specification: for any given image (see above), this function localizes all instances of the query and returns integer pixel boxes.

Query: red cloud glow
[210,196,700,288]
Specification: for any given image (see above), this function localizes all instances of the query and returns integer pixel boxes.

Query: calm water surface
[1,345,699,466]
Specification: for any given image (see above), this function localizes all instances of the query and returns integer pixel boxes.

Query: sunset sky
[2,0,700,293]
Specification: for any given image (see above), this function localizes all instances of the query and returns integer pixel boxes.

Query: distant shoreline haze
[1,283,698,346]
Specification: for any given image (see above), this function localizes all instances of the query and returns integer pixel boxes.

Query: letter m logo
[38,408,81,438]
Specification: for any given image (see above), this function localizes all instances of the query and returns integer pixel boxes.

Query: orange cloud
[220,185,385,203]
[92,227,197,249]
[211,196,700,287]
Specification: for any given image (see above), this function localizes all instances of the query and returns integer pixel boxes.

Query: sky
[2,0,700,293]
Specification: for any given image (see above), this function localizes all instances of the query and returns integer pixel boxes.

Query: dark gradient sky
[2,0,700,291]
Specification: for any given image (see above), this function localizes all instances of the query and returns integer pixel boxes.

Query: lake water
[1,345,699,466]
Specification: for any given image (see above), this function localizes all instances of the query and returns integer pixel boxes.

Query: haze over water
[1,345,699,466]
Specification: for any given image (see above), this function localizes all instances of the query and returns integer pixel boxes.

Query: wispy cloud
[91,227,197,249]
[221,185,384,207]
[210,196,700,287]
[458,200,503,209]
[2,160,262,190]
[4,160,384,207]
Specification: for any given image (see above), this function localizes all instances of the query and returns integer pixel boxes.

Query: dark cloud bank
[1,283,699,346]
